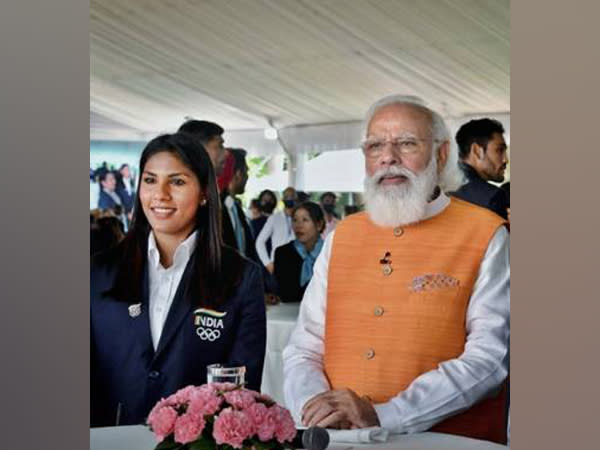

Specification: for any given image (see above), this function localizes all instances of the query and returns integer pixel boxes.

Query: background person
[97,170,128,229]
[274,202,325,303]
[91,133,266,427]
[255,186,298,274]
[178,119,227,176]
[220,148,258,261]
[319,192,339,238]
[116,163,136,222]
[451,118,509,219]
[251,189,277,253]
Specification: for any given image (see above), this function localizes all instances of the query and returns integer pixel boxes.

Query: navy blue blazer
[116,186,135,213]
[273,241,306,303]
[91,246,266,427]
[97,190,120,210]
[451,163,509,220]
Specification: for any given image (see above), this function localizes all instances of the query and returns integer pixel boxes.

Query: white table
[260,302,300,406]
[90,425,508,450]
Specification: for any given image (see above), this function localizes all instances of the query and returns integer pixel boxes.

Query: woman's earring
[200,199,207,206]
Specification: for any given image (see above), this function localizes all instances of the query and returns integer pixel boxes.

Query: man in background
[451,118,509,219]
[178,119,227,176]
[221,148,258,261]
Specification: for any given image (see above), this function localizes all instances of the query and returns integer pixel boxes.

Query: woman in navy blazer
[91,133,266,427]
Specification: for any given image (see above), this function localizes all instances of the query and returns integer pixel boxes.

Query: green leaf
[188,437,216,450]
[154,436,182,450]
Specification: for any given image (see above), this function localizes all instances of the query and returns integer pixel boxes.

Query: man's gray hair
[362,94,464,192]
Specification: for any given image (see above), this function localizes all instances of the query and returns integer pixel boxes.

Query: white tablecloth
[260,302,300,406]
[90,425,508,450]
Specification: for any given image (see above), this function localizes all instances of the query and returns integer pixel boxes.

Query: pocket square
[410,273,460,292]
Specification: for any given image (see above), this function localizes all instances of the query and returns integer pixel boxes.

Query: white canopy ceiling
[90,0,509,154]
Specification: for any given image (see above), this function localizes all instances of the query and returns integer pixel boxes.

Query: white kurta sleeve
[373,226,510,433]
[282,231,335,422]
[255,213,276,266]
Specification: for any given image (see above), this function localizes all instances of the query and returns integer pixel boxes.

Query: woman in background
[273,202,325,303]
[91,133,266,426]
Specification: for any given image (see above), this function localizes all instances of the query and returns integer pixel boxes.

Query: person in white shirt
[283,95,509,445]
[255,186,298,274]
[91,132,266,426]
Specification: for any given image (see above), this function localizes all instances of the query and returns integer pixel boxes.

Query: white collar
[423,191,451,221]
[224,195,236,209]
[147,230,198,270]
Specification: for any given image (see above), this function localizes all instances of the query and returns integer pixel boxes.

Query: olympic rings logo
[196,327,221,342]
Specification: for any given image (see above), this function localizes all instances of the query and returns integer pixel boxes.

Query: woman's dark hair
[258,189,277,214]
[297,191,310,203]
[98,171,117,197]
[320,191,336,202]
[105,132,243,307]
[98,170,115,184]
[292,201,325,234]
[258,189,276,203]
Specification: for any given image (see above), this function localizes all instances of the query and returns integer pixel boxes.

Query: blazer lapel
[131,265,154,360]
[152,259,195,361]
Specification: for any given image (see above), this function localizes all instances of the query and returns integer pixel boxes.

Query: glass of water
[206,364,246,386]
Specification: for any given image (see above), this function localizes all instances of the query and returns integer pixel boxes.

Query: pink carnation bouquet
[147,383,297,450]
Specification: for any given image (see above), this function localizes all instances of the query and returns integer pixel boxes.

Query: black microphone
[291,426,330,450]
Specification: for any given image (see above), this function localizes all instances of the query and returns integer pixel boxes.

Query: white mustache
[371,165,416,184]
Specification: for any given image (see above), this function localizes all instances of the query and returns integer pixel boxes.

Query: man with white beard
[283,95,510,445]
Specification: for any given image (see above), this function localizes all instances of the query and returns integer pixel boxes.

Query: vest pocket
[405,285,467,355]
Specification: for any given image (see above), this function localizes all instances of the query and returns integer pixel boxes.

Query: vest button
[148,370,160,379]
[382,264,393,276]
[393,227,404,237]
[374,306,384,316]
[365,348,375,359]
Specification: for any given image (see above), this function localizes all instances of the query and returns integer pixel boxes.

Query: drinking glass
[206,364,246,386]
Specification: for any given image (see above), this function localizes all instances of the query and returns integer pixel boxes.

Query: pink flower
[211,382,238,392]
[246,402,278,441]
[147,405,178,442]
[174,411,206,444]
[213,408,255,449]
[172,385,197,404]
[271,404,296,443]
[224,389,257,410]
[187,387,224,416]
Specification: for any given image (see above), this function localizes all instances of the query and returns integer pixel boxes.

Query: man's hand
[301,389,380,429]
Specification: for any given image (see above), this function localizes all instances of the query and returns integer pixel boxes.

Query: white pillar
[285,151,307,190]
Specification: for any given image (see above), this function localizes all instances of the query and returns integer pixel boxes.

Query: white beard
[363,156,439,227]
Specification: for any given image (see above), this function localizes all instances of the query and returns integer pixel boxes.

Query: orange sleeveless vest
[324,198,508,444]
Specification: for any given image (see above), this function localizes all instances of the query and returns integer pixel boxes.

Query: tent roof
[90,0,509,151]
